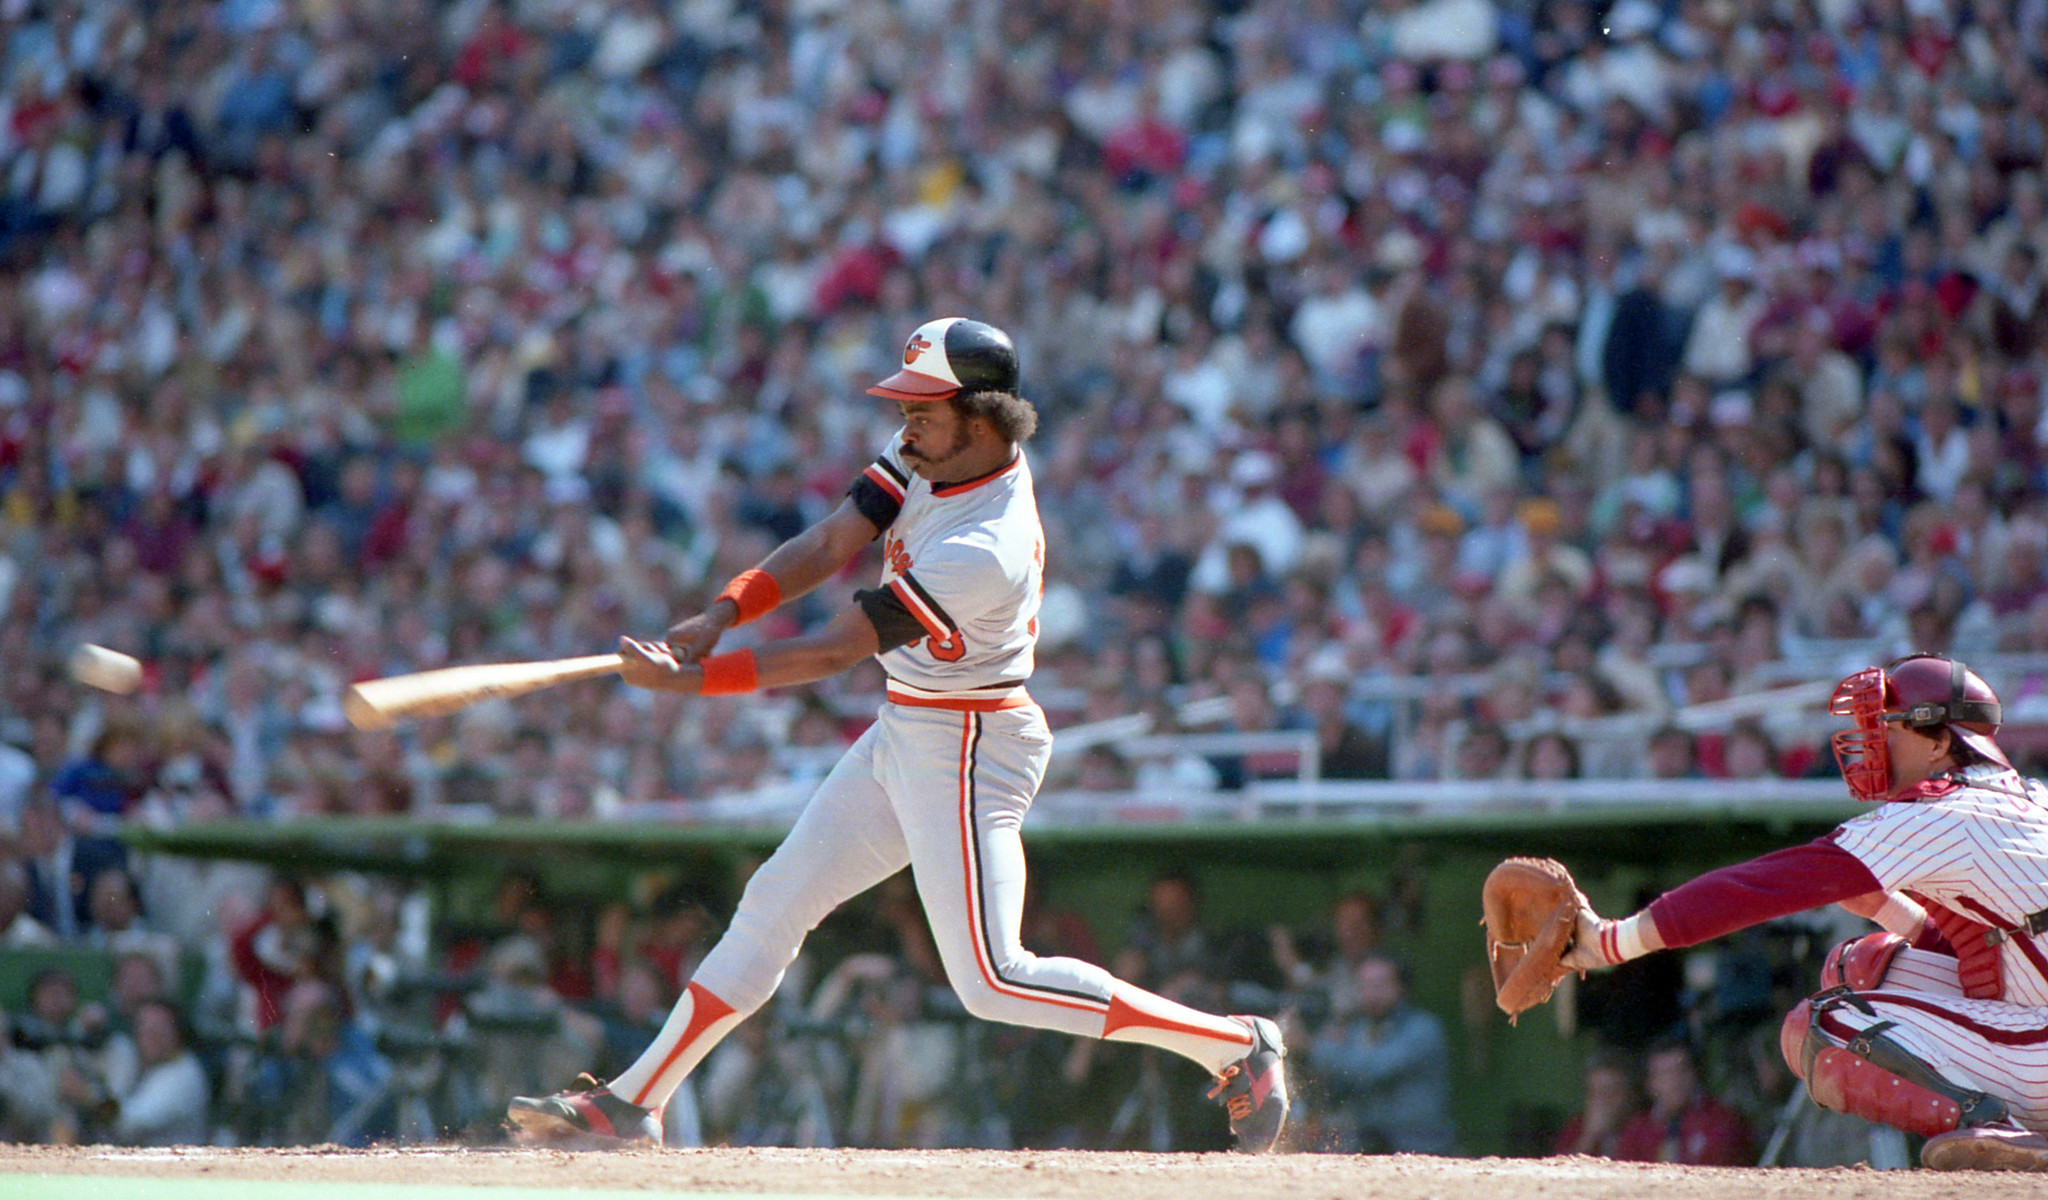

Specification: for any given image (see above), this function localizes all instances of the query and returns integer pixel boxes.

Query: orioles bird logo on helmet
[869,318,1020,402]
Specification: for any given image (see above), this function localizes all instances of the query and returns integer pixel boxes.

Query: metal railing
[607,650,2048,828]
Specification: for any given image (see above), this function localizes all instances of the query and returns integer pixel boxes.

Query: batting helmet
[867,318,1019,402]
[1830,654,2008,802]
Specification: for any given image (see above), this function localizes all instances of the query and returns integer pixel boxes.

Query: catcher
[1485,654,2048,1171]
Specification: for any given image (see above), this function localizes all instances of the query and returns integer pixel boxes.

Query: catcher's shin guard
[1782,989,2009,1137]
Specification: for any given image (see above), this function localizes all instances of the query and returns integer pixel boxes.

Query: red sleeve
[1645,838,1883,949]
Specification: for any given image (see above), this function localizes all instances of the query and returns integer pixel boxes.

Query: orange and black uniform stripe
[849,456,908,530]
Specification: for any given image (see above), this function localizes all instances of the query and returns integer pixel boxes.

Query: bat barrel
[343,687,396,731]
[344,654,625,730]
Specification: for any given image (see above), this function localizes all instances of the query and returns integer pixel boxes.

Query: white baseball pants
[1816,946,2048,1129]
[608,700,1251,1110]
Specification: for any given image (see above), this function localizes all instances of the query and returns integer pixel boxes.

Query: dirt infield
[1,1144,2042,1199]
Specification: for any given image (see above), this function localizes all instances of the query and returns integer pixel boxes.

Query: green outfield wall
[113,801,1858,1155]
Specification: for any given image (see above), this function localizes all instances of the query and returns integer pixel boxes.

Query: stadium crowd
[0,0,2046,1158]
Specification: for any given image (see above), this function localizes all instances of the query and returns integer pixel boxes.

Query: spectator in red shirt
[452,4,531,90]
[230,877,318,1032]
[1554,1048,1644,1158]
[1614,1038,1755,1165]
[1102,88,1187,190]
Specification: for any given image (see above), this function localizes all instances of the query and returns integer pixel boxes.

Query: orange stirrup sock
[715,569,782,625]
[699,649,758,695]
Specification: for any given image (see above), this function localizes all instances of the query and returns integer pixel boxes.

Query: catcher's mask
[1830,654,2007,802]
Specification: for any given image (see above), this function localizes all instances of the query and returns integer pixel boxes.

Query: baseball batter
[508,318,1289,1152]
[1563,654,2048,1171]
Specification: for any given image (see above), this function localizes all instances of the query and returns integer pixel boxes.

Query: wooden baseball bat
[344,653,625,730]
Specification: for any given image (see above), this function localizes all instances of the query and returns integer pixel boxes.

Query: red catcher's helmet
[1829,654,2008,802]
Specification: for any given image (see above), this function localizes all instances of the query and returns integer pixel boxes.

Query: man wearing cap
[509,319,1290,1154]
[1189,451,1305,596]
[1495,498,1593,604]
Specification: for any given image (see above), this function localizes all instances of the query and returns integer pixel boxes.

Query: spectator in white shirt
[0,860,56,946]
[1191,452,1306,593]
[0,1009,61,1143]
[1913,394,1972,502]
[1290,263,1384,390]
[108,1000,210,1146]
[0,732,32,835]
[1682,246,1768,385]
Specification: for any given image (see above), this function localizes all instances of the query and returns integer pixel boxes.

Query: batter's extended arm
[625,606,881,695]
[668,500,882,660]
[744,500,884,605]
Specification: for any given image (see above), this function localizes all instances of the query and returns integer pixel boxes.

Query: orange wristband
[699,649,759,695]
[716,569,783,625]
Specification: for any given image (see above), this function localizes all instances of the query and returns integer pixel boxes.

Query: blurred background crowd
[1,0,2045,1160]
[0,854,1888,1160]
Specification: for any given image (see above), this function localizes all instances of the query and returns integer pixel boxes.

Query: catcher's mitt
[1481,857,1583,1023]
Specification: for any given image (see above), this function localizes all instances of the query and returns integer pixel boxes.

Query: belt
[884,678,1032,712]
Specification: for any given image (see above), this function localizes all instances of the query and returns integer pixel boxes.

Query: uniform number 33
[926,630,965,662]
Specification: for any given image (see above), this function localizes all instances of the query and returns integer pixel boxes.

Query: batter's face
[897,399,977,478]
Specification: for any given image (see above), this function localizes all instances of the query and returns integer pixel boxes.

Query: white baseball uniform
[1819,767,2048,1127]
[607,436,1252,1112]
[1646,763,2048,1129]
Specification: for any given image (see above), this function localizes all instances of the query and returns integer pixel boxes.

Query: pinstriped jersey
[1830,766,2048,1006]
[846,431,1044,693]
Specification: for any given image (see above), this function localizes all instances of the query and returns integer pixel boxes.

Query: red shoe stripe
[568,1094,615,1138]
[1248,1063,1278,1107]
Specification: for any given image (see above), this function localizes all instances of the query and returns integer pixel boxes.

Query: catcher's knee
[1779,999,1814,1080]
[1821,931,1907,991]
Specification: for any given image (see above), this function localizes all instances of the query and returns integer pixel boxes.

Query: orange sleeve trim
[699,649,759,695]
[716,569,783,625]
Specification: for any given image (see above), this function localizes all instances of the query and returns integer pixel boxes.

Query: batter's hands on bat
[619,636,702,694]
[666,606,735,663]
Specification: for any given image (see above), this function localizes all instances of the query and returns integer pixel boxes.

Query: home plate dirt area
[1,1145,2042,1200]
